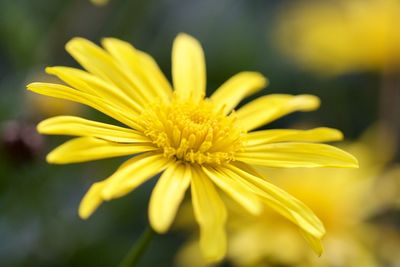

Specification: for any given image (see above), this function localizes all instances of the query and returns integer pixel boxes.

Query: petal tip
[149,218,169,234]
[45,152,58,164]
[65,37,90,53]
[334,129,344,140]
[262,76,270,88]
[79,182,105,219]
[100,37,122,48]
[297,94,321,111]
[78,207,91,220]
[44,66,57,74]
[174,33,201,47]
[148,205,171,234]
[46,150,67,164]
[319,127,344,142]
[176,32,193,40]
[26,83,38,91]
[250,72,269,88]
[315,244,324,256]
[342,151,359,168]
[36,121,45,134]
[351,158,360,168]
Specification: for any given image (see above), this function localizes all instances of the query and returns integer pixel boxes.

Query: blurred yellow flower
[27,93,81,117]
[276,0,400,75]
[27,33,357,262]
[177,128,392,267]
[90,0,109,6]
[25,73,82,118]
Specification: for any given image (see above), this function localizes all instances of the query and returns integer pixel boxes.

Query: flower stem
[119,226,154,267]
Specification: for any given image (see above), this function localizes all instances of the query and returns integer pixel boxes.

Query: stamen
[139,96,244,165]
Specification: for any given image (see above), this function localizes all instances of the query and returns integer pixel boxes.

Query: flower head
[139,96,243,165]
[27,33,358,262]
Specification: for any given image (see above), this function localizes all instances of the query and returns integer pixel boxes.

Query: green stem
[119,226,155,267]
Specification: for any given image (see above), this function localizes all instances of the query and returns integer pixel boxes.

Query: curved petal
[222,162,325,240]
[149,163,191,233]
[79,152,169,218]
[244,127,343,147]
[46,66,143,114]
[27,82,140,129]
[191,166,227,262]
[38,116,149,143]
[236,142,358,168]
[46,137,156,164]
[79,181,106,219]
[210,72,268,114]
[136,50,173,102]
[236,94,320,131]
[300,229,324,256]
[66,38,149,107]
[172,33,206,102]
[101,38,172,103]
[101,153,171,200]
[202,166,263,215]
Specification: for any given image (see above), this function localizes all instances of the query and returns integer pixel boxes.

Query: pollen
[139,96,245,164]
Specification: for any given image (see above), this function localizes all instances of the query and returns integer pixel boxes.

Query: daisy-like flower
[27,34,358,262]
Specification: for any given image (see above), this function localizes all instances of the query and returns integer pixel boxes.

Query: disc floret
[140,97,244,164]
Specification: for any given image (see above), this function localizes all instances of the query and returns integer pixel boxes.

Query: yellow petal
[38,116,149,143]
[46,66,143,114]
[149,163,191,233]
[236,94,320,131]
[237,142,358,168]
[224,162,325,238]
[191,167,227,262]
[210,72,268,114]
[101,153,171,200]
[79,181,106,219]
[66,38,149,107]
[300,229,324,256]
[202,166,263,215]
[79,153,168,219]
[46,137,156,164]
[136,50,173,102]
[27,82,140,129]
[101,38,172,104]
[172,33,206,102]
[245,127,343,147]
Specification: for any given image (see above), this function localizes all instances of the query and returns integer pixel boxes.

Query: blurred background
[0,0,399,266]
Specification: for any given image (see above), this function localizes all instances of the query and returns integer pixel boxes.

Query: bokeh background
[0,0,399,266]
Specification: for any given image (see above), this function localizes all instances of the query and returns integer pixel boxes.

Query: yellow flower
[276,0,400,75]
[90,0,109,6]
[27,33,358,262]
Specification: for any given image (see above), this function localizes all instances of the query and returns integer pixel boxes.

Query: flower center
[139,97,244,164]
